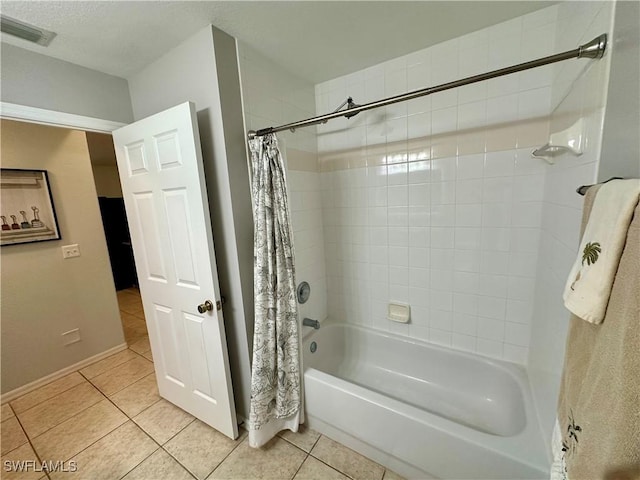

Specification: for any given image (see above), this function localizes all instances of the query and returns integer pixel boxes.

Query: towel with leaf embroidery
[563,179,640,324]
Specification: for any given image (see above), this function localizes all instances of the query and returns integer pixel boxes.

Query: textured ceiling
[1,1,554,83]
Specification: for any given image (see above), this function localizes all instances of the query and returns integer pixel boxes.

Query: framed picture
[1,169,61,246]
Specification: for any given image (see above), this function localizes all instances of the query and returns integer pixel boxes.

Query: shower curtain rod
[247,34,607,139]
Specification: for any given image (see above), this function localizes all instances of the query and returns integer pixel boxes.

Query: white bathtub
[302,323,548,479]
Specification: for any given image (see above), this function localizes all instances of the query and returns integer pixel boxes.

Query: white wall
[528,0,615,456]
[314,6,562,364]
[0,44,133,123]
[598,0,640,181]
[128,26,253,420]
[237,44,328,329]
[1,120,125,394]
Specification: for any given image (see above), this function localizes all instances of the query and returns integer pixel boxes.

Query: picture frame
[1,169,61,246]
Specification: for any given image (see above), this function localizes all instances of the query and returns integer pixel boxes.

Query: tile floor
[1,290,404,480]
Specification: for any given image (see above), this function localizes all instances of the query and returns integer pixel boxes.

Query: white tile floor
[1,290,404,480]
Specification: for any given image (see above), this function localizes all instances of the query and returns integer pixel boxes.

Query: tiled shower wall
[528,0,614,452]
[316,6,562,364]
[237,43,328,326]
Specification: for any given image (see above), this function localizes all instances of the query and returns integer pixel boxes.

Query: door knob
[197,300,214,314]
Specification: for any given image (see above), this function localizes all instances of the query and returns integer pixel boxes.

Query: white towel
[550,419,568,480]
[563,179,640,324]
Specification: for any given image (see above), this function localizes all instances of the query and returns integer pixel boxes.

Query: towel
[557,184,640,479]
[563,179,640,324]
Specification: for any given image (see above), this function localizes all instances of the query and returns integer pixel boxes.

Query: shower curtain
[247,134,303,448]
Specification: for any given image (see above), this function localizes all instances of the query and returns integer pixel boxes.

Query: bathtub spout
[302,318,320,329]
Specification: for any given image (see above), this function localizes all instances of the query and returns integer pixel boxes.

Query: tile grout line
[8,374,88,417]
[6,406,52,479]
[197,430,250,480]
[289,452,310,480]
[70,369,166,480]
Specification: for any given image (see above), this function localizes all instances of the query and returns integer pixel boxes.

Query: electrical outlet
[62,328,81,345]
[62,244,80,259]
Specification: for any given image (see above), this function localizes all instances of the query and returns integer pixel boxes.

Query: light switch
[62,244,80,259]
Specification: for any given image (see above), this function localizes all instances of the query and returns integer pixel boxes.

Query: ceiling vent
[0,15,56,46]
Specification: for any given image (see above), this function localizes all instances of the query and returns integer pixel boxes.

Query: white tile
[477,316,505,341]
[431,157,457,182]
[456,154,485,180]
[389,284,409,303]
[388,185,408,206]
[507,276,536,301]
[408,184,430,206]
[429,329,452,346]
[455,205,482,227]
[387,163,408,185]
[480,251,510,275]
[513,175,545,202]
[430,292,453,312]
[430,248,455,270]
[505,322,531,346]
[506,299,534,324]
[408,161,431,184]
[430,182,456,205]
[388,228,408,247]
[409,247,429,269]
[509,252,538,277]
[409,288,431,309]
[409,268,430,289]
[388,207,408,226]
[483,177,514,204]
[408,227,429,248]
[408,62,431,90]
[484,151,515,178]
[430,269,453,292]
[409,206,430,226]
[454,228,481,250]
[453,312,478,336]
[518,87,551,119]
[452,333,477,352]
[453,293,478,315]
[481,204,511,228]
[454,250,480,272]
[481,227,511,251]
[389,266,409,286]
[389,246,409,267]
[456,179,483,204]
[503,344,529,364]
[476,338,503,358]
[431,90,458,110]
[454,271,479,294]
[431,205,456,227]
[408,112,431,139]
[431,106,458,136]
[385,68,407,96]
[457,100,486,130]
[478,274,508,298]
[478,296,507,320]
[510,228,540,253]
[486,94,519,125]
[430,309,453,330]
[430,227,455,248]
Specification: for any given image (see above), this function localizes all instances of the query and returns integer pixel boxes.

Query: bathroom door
[112,102,238,439]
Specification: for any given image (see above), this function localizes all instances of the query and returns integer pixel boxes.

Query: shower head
[343,97,361,119]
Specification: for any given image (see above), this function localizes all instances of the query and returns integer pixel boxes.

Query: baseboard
[1,343,128,404]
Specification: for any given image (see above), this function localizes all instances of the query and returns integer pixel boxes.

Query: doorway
[86,131,150,349]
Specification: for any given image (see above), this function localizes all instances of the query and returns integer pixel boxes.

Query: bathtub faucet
[302,317,320,329]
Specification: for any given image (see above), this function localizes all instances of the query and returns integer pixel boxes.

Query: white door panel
[112,101,238,439]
